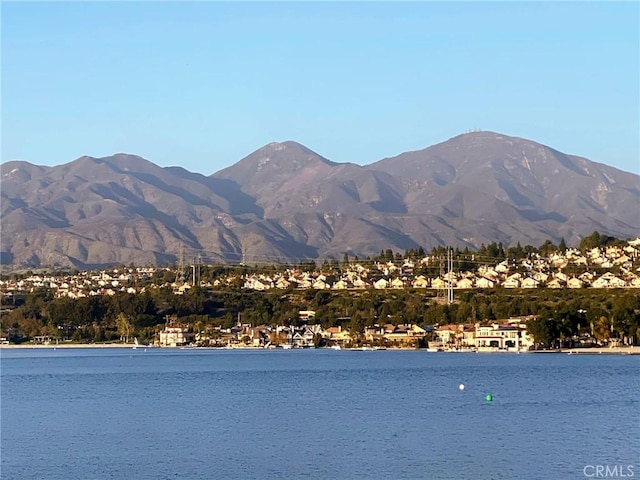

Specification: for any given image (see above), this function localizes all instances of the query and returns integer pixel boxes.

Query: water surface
[1,348,638,479]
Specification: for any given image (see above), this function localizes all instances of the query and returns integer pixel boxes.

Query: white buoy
[459,383,465,391]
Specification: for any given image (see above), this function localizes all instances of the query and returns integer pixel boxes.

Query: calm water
[1,348,638,480]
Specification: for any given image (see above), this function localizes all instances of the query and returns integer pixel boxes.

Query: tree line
[2,285,639,347]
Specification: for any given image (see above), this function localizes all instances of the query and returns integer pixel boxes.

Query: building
[475,323,533,351]
[159,326,194,347]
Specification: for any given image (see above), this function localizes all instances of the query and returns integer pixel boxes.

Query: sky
[2,1,639,175]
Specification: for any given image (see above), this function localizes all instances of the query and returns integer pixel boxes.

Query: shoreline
[0,343,141,349]
[531,346,639,355]
[1,344,638,354]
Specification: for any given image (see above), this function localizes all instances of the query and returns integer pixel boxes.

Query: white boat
[330,345,342,350]
[280,344,293,349]
[133,338,139,350]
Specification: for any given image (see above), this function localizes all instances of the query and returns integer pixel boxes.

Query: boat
[133,337,139,350]
[330,345,342,350]
[280,344,293,349]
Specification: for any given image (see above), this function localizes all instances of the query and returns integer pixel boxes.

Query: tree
[269,331,287,346]
[455,303,472,324]
[348,312,365,343]
[579,231,621,251]
[506,242,525,260]
[526,317,559,349]
[593,316,611,344]
[558,237,568,252]
[116,313,133,342]
[539,240,558,257]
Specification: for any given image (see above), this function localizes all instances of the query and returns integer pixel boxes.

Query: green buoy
[485,394,493,402]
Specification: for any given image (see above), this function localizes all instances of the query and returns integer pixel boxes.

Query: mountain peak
[213,140,336,186]
[68,153,146,166]
[446,130,528,145]
[256,140,332,160]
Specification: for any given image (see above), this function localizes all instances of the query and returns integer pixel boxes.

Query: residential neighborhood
[155,311,535,352]
[2,237,638,349]
[1,238,639,300]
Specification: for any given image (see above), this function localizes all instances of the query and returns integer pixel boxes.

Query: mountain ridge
[1,131,638,269]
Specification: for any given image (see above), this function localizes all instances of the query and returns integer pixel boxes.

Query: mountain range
[1,131,639,269]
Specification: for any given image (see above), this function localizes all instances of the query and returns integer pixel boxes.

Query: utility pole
[191,254,202,286]
[437,251,446,300]
[175,245,185,284]
[447,247,454,305]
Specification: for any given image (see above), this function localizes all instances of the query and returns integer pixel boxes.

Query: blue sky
[2,1,639,175]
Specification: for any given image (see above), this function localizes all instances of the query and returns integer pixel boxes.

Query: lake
[1,348,638,480]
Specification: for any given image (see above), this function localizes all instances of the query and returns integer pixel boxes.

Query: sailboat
[133,337,139,350]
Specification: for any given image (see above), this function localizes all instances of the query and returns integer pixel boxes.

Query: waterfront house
[462,325,476,347]
[474,322,533,351]
[382,324,426,346]
[246,325,271,347]
[159,326,194,347]
[323,326,351,345]
[434,324,463,345]
[364,325,385,344]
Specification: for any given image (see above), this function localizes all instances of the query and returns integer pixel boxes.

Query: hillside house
[567,277,584,289]
[521,278,540,289]
[456,278,475,289]
[412,276,430,288]
[374,278,389,289]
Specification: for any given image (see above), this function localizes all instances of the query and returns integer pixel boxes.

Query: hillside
[1,132,638,269]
